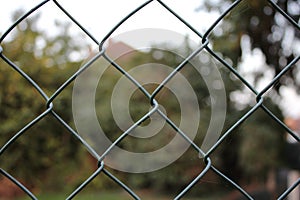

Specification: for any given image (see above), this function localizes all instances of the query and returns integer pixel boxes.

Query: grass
[38,192,126,200]
[17,190,218,200]
[18,191,127,200]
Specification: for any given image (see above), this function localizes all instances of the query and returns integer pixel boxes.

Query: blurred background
[0,0,299,199]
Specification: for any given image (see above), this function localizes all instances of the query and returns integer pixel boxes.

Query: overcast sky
[0,0,219,42]
[1,0,300,118]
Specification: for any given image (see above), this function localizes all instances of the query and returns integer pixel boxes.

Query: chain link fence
[0,0,299,199]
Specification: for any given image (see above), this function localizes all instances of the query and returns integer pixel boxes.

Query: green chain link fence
[0,0,299,199]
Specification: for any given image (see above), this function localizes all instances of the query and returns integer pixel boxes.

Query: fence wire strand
[0,0,299,199]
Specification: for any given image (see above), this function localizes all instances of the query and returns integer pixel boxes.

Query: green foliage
[0,12,86,191]
[197,0,297,185]
[88,39,285,191]
[201,0,300,91]
[0,6,288,196]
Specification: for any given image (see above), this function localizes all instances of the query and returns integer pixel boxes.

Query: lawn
[18,191,129,200]
[17,190,217,200]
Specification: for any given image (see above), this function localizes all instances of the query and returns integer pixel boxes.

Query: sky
[1,0,300,118]
[0,0,218,43]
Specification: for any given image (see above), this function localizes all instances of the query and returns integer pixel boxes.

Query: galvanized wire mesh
[0,0,299,199]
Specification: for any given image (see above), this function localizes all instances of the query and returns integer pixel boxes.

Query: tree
[194,0,297,191]
[198,0,300,91]
[0,5,290,197]
[0,11,87,192]
[86,37,285,194]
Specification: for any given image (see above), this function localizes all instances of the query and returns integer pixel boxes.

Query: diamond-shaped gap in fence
[92,56,201,149]
[0,114,90,198]
[54,0,149,42]
[95,0,204,52]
